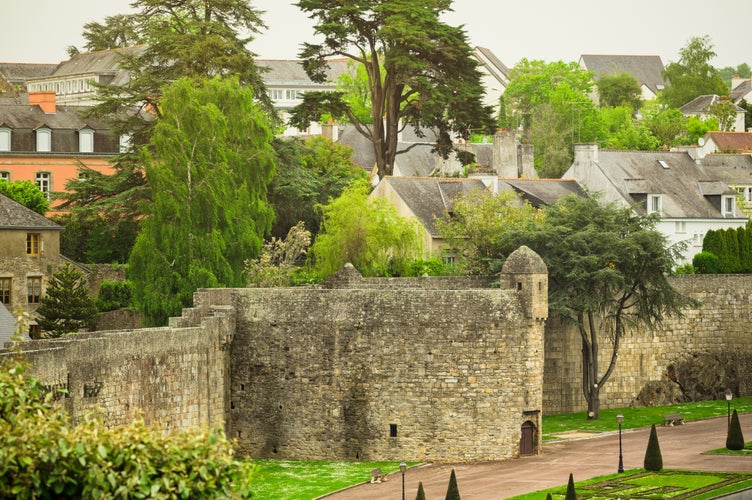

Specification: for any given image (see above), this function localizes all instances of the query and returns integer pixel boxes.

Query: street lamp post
[616,413,624,473]
[400,462,407,500]
[725,389,733,427]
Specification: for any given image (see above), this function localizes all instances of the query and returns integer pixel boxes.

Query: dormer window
[35,127,51,152]
[722,195,735,216]
[79,127,94,153]
[0,127,10,151]
[647,194,662,215]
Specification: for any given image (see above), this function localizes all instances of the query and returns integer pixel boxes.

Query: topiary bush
[692,251,719,274]
[96,280,134,312]
[726,409,746,451]
[643,424,663,471]
[416,481,426,500]
[445,468,460,500]
[565,473,576,500]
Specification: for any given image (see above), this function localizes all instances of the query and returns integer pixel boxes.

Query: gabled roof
[699,153,752,183]
[376,177,486,236]
[704,132,752,152]
[0,193,60,230]
[259,59,351,87]
[592,150,736,218]
[731,78,752,103]
[679,94,745,114]
[474,46,511,81]
[45,45,145,78]
[498,178,586,207]
[579,54,666,94]
[0,63,57,85]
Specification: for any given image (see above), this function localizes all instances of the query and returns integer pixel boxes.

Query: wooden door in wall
[520,421,535,456]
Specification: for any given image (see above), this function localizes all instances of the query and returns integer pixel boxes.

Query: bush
[416,481,426,500]
[96,280,134,312]
[692,251,719,274]
[565,473,576,500]
[643,424,663,471]
[726,409,746,450]
[445,469,460,500]
[674,263,696,274]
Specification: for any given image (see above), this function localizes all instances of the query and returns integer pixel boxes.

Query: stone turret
[501,246,548,322]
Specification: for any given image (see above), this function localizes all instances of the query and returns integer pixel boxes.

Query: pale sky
[1,0,750,70]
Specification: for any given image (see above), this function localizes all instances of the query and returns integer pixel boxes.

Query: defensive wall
[4,252,752,463]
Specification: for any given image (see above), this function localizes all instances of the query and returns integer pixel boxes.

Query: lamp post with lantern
[617,413,624,473]
[400,462,407,500]
[725,389,733,427]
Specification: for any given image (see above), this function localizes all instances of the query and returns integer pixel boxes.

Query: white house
[679,94,746,132]
[578,54,666,104]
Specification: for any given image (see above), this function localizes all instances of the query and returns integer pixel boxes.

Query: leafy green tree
[660,36,728,109]
[708,98,738,131]
[269,136,368,239]
[718,63,751,88]
[641,103,688,147]
[596,72,643,110]
[246,222,312,287]
[97,280,134,312]
[331,60,374,125]
[508,194,695,419]
[738,99,752,131]
[0,180,49,215]
[726,409,745,450]
[435,189,545,275]
[52,210,140,264]
[129,77,275,326]
[686,115,718,144]
[598,106,659,150]
[643,424,663,471]
[290,0,495,179]
[311,179,425,278]
[444,469,460,500]
[36,263,98,338]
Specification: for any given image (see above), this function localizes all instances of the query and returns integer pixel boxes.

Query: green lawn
[507,470,752,499]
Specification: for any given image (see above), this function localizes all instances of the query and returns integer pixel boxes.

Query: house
[696,131,752,156]
[0,62,57,96]
[564,144,748,263]
[679,94,746,132]
[0,193,66,342]
[731,76,752,106]
[695,153,752,215]
[578,54,666,103]
[0,91,120,205]
[473,46,512,108]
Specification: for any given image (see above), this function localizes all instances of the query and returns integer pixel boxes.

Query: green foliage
[692,251,719,274]
[435,189,545,275]
[332,60,374,125]
[129,77,275,325]
[96,280,133,311]
[565,473,577,500]
[0,354,251,498]
[596,72,643,110]
[416,481,427,500]
[36,263,98,338]
[686,115,718,144]
[719,63,751,88]
[402,258,456,277]
[246,222,312,287]
[311,179,425,278]
[293,0,496,178]
[52,210,139,264]
[726,409,746,451]
[640,102,688,147]
[674,262,696,274]
[444,468,460,500]
[0,180,49,215]
[598,106,660,150]
[708,98,739,131]
[660,36,729,109]
[643,424,664,471]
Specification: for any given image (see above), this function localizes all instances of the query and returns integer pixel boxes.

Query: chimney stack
[28,91,56,113]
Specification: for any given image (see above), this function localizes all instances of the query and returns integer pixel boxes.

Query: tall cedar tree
[643,424,663,471]
[509,194,695,419]
[290,0,496,180]
[726,409,746,450]
[36,263,98,338]
[59,0,272,261]
[128,77,275,326]
[444,468,460,500]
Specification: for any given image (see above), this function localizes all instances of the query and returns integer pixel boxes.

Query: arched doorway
[520,420,536,456]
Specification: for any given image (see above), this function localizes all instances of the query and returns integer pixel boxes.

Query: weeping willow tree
[128,77,275,325]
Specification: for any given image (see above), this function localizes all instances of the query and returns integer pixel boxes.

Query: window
[35,172,50,200]
[27,277,42,304]
[647,194,662,215]
[285,89,302,100]
[0,127,10,151]
[0,171,9,182]
[722,196,735,215]
[0,278,10,304]
[269,89,284,100]
[389,424,398,437]
[78,128,94,153]
[26,233,41,255]
[36,127,51,152]
[675,221,686,234]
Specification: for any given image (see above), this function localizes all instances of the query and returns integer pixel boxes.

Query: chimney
[28,91,56,113]
[517,143,537,178]
[573,143,598,165]
[493,129,518,178]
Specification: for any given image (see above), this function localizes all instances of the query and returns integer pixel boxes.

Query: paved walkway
[322,413,752,499]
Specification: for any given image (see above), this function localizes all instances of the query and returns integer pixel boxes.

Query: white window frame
[78,128,94,153]
[35,172,51,200]
[722,195,735,215]
[0,127,10,151]
[647,194,662,215]
[269,89,284,100]
[675,221,686,234]
[35,127,51,152]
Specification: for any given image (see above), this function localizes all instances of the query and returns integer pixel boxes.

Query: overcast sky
[1,0,750,70]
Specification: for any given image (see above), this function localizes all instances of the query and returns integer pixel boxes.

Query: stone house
[0,193,66,343]
[564,144,748,264]
[578,54,666,103]
[679,94,746,132]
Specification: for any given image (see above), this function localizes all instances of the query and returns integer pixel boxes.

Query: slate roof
[704,132,752,153]
[498,178,586,207]
[377,177,486,236]
[0,102,109,131]
[699,154,752,183]
[259,59,351,87]
[0,63,57,85]
[679,94,745,114]
[474,46,511,80]
[0,193,60,230]
[41,46,145,84]
[0,303,24,348]
[595,150,736,218]
[731,79,752,103]
[338,125,442,175]
[579,54,666,94]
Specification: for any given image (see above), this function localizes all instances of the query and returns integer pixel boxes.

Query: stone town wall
[544,275,752,414]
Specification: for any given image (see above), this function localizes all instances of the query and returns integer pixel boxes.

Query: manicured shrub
[96,280,134,312]
[416,481,426,500]
[692,251,719,274]
[643,424,663,471]
[726,409,746,451]
[445,468,460,500]
[565,473,576,500]
[546,494,553,500]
